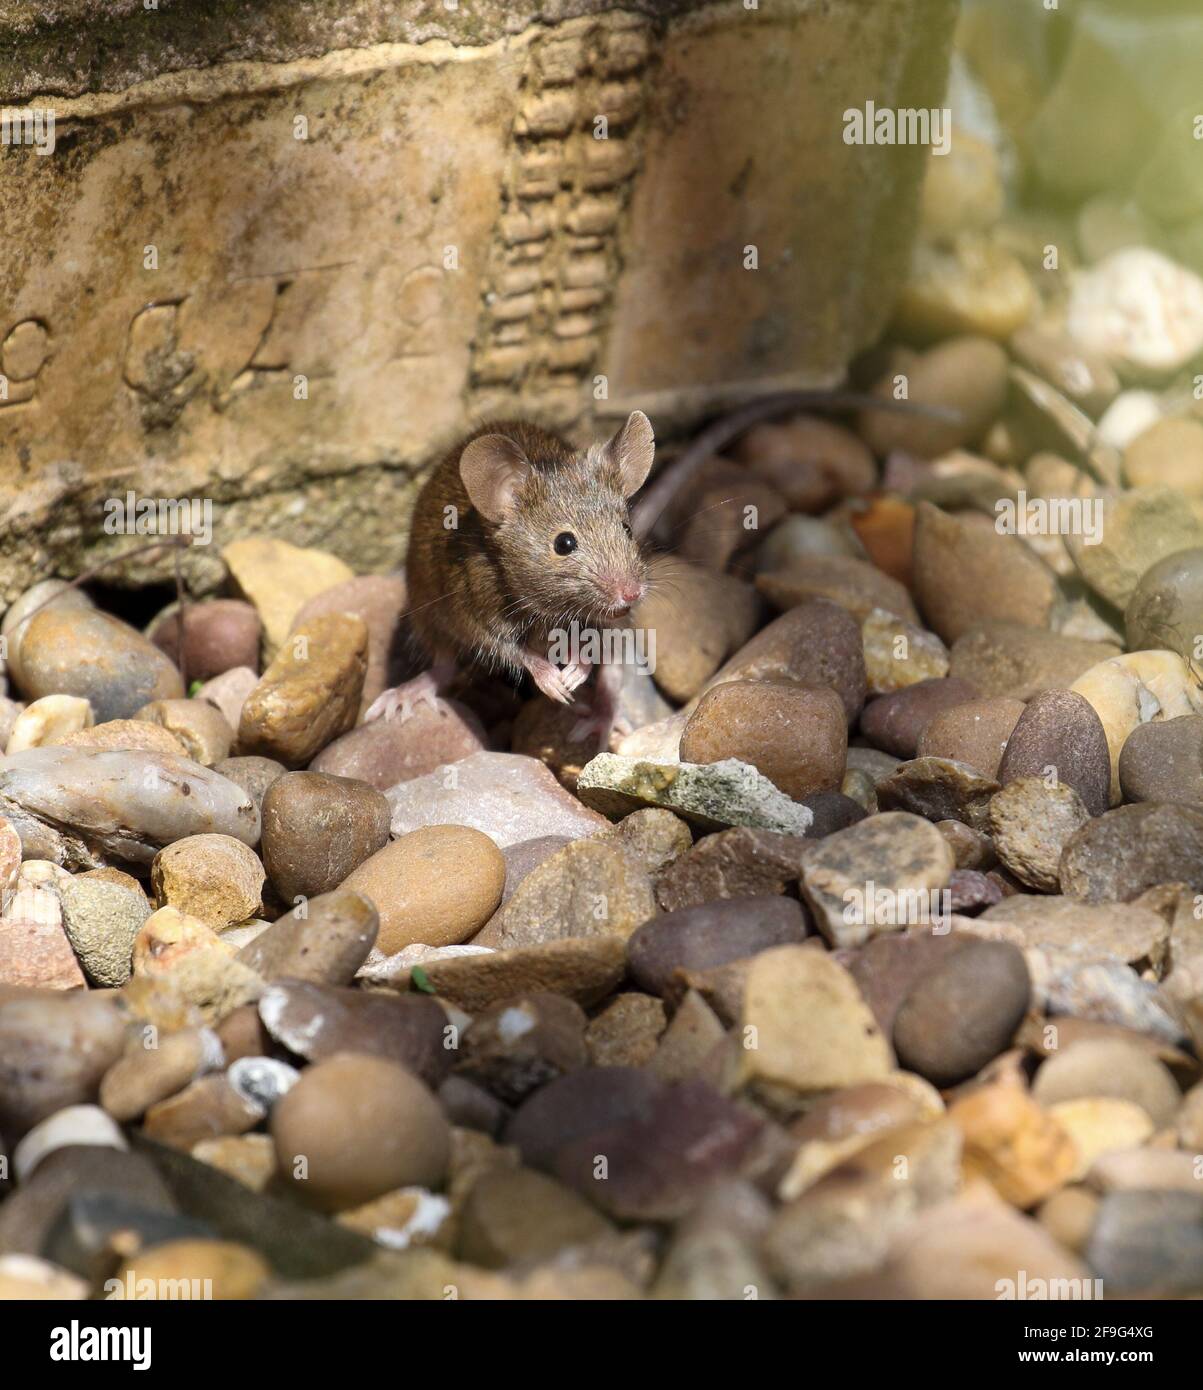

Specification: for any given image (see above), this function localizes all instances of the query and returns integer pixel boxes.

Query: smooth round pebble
[341,825,505,954]
[260,771,391,903]
[271,1052,450,1211]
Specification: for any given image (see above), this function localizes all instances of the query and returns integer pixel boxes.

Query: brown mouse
[365,412,655,742]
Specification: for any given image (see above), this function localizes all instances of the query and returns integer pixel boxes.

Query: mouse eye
[553,531,577,556]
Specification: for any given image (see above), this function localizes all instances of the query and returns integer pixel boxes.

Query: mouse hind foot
[364,656,457,723]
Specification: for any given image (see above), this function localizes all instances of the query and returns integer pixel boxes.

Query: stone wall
[0,0,957,597]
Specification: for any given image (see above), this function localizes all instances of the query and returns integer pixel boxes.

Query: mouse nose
[615,579,646,606]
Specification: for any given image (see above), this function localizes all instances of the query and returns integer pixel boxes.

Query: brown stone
[916,696,1024,778]
[341,826,506,953]
[259,771,391,902]
[679,680,847,801]
[238,614,367,766]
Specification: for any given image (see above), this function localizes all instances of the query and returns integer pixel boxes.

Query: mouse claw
[364,672,443,723]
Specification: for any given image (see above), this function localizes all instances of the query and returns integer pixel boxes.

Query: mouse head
[460,412,655,622]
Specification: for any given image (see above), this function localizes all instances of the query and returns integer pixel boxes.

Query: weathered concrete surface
[0,0,956,600]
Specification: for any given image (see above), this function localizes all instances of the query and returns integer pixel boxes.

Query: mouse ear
[601,411,656,497]
[460,434,532,522]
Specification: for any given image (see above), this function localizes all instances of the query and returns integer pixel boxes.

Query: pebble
[288,575,408,715]
[1119,715,1203,805]
[480,839,655,949]
[13,1103,128,1181]
[765,1117,962,1292]
[143,1072,265,1150]
[1070,650,1203,804]
[457,993,588,1103]
[113,1238,271,1300]
[576,754,814,837]
[988,777,1091,892]
[592,808,692,881]
[191,1133,279,1192]
[0,1255,88,1300]
[1087,1191,1203,1294]
[238,889,379,986]
[194,666,259,731]
[320,707,488,799]
[100,1027,225,1122]
[738,945,891,1102]
[779,1078,943,1200]
[1047,1098,1153,1182]
[1010,323,1120,418]
[936,819,995,870]
[915,696,1024,778]
[258,980,449,1085]
[0,882,85,991]
[1046,960,1188,1047]
[997,689,1112,817]
[860,1187,1094,1299]
[149,600,262,682]
[584,993,667,1068]
[799,810,954,947]
[755,554,917,625]
[0,992,126,1138]
[238,614,368,767]
[702,599,867,724]
[858,336,1009,458]
[732,414,875,509]
[948,1083,1077,1208]
[1125,546,1203,661]
[134,698,233,766]
[5,695,93,754]
[679,680,846,801]
[1125,417,1203,496]
[511,1072,763,1223]
[947,868,1003,914]
[212,755,285,827]
[259,771,390,903]
[0,747,260,867]
[58,873,154,987]
[58,717,187,759]
[755,514,863,572]
[386,752,607,848]
[877,756,999,833]
[654,827,809,911]
[799,791,868,837]
[14,607,184,721]
[892,939,1030,1087]
[1037,1186,1100,1254]
[1088,1148,1203,1196]
[456,1166,611,1268]
[2,580,92,687]
[341,825,505,954]
[848,496,915,586]
[676,461,786,570]
[628,896,809,996]
[132,907,265,1023]
[1031,1038,1181,1127]
[377,936,627,1013]
[911,502,1059,644]
[949,621,1120,700]
[271,1053,450,1212]
[859,678,979,759]
[861,610,949,696]
[1066,487,1203,609]
[973,895,1169,984]
[1060,803,1203,902]
[151,833,265,930]
[222,536,355,663]
[894,237,1037,342]
[1066,247,1203,379]
[631,561,760,702]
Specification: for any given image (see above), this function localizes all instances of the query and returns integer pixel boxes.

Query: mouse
[366,390,958,744]
[364,411,656,745]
